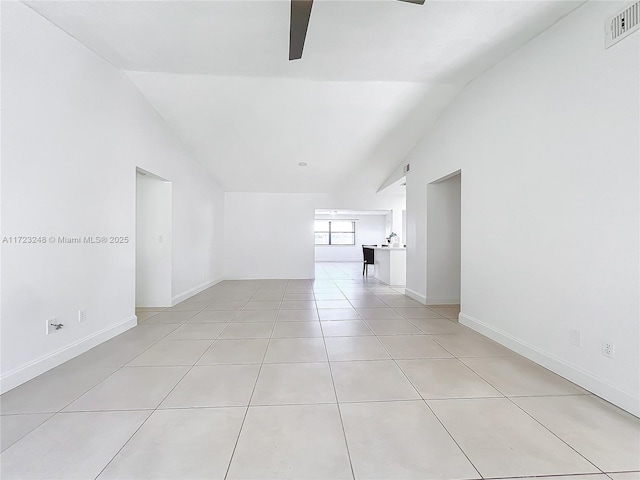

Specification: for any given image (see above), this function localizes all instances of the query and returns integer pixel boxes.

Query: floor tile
[431,332,515,357]
[1,414,53,452]
[242,300,281,310]
[408,317,467,334]
[364,318,423,335]
[429,305,461,318]
[398,359,502,399]
[0,366,118,414]
[282,292,314,300]
[276,309,319,321]
[63,366,188,411]
[316,299,352,309]
[356,308,403,320]
[143,310,196,324]
[379,298,424,308]
[272,322,322,338]
[377,335,453,359]
[136,311,160,323]
[367,287,398,294]
[198,339,269,365]
[251,363,336,405]
[165,322,228,340]
[252,293,284,301]
[509,476,609,480]
[342,292,378,301]
[325,336,390,361]
[341,401,479,479]
[7,272,639,480]
[314,293,346,301]
[513,395,640,472]
[205,300,247,311]
[233,310,278,323]
[58,325,180,369]
[128,339,212,366]
[98,408,245,480]
[462,356,587,396]
[160,365,260,408]
[428,398,599,477]
[0,411,149,480]
[331,360,420,402]
[188,310,237,323]
[165,300,209,312]
[318,308,361,321]
[219,322,274,339]
[394,307,443,319]
[108,323,180,345]
[321,320,373,337]
[349,298,387,308]
[226,404,352,479]
[264,338,327,363]
[280,300,316,310]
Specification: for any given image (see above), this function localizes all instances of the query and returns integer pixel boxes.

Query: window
[314,220,355,245]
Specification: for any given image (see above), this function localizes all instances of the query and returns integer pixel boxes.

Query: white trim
[405,288,427,305]
[171,278,223,306]
[460,313,640,418]
[0,315,137,394]
[426,297,460,305]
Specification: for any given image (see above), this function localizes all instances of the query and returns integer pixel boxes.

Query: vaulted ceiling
[26,0,585,193]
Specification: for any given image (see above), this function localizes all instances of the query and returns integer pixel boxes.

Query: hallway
[1,262,638,479]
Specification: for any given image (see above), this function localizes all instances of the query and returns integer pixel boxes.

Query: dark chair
[362,245,375,275]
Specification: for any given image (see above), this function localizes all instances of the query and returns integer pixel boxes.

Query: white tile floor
[1,262,639,480]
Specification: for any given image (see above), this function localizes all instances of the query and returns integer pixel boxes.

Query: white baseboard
[0,315,136,394]
[426,297,460,305]
[405,288,427,305]
[460,313,640,418]
[172,278,223,305]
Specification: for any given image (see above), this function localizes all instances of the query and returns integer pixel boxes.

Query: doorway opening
[135,168,172,308]
[426,171,461,306]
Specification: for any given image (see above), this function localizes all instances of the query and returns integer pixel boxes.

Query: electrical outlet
[570,329,582,347]
[602,342,615,359]
[79,309,87,323]
[46,317,63,335]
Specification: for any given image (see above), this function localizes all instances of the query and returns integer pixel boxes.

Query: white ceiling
[26,0,585,192]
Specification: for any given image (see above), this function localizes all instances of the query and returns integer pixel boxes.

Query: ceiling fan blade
[397,0,425,4]
[289,0,313,60]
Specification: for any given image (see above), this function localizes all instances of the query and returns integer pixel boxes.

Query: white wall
[404,1,639,415]
[224,192,405,279]
[0,2,225,392]
[224,193,317,279]
[136,174,172,307]
[426,173,461,305]
[314,214,387,262]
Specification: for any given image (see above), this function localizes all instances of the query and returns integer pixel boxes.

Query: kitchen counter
[364,246,406,285]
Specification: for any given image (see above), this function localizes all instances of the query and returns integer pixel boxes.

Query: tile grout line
[370,322,485,479]
[431,332,607,476]
[93,287,257,479]
[316,277,357,480]
[505,395,607,476]
[92,316,224,478]
[223,279,280,480]
[51,312,195,420]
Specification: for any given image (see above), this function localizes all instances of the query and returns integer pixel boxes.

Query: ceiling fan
[289,0,425,60]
